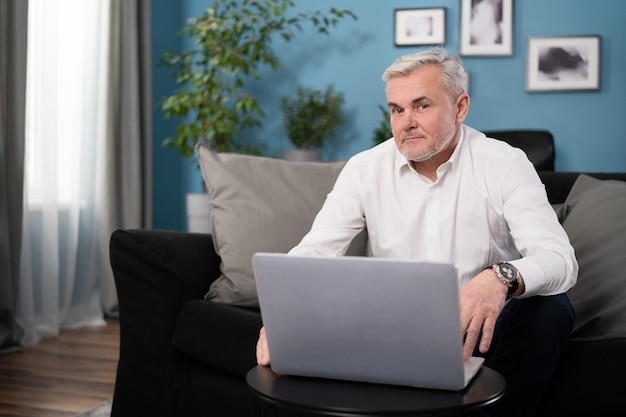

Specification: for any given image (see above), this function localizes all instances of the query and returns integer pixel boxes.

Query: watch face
[500,263,516,281]
[493,262,519,296]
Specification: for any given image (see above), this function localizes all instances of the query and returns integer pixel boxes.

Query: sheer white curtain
[18,0,110,344]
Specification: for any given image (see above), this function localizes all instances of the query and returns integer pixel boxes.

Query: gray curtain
[0,0,27,352]
[98,0,153,315]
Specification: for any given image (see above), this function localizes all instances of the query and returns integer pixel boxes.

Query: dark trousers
[472,294,575,417]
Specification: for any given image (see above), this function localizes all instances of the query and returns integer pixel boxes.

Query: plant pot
[281,149,321,162]
[186,193,212,233]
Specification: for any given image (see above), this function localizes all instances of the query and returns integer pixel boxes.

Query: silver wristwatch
[491,261,520,297]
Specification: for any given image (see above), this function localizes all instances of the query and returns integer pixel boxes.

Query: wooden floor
[0,320,119,417]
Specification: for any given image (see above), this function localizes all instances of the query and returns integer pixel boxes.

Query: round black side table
[247,365,505,417]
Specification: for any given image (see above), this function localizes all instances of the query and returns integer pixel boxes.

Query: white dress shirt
[290,125,578,297]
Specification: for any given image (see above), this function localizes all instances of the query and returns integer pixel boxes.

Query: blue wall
[152,0,626,231]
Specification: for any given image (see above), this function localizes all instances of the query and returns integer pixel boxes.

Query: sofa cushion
[562,174,626,341]
[196,144,367,306]
[173,300,263,376]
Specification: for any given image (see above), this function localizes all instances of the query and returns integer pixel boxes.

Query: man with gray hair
[257,47,577,416]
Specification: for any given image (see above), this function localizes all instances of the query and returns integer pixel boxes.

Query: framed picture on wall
[394,8,446,46]
[526,36,601,92]
[460,0,513,56]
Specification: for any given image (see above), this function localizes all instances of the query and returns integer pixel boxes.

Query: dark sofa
[110,171,626,417]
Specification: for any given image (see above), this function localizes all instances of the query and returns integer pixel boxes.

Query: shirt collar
[445,125,466,169]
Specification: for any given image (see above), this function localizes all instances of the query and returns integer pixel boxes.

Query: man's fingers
[462,313,499,360]
[256,327,271,365]
[462,318,481,361]
[479,317,496,354]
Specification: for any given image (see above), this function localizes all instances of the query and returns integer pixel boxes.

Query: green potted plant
[159,0,356,232]
[160,0,356,158]
[280,84,346,161]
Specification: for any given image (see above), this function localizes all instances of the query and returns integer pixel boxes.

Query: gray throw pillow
[551,203,566,223]
[196,144,367,306]
[562,175,626,341]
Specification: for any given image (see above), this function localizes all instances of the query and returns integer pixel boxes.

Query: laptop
[252,253,484,391]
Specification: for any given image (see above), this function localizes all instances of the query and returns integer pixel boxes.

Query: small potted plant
[280,84,346,161]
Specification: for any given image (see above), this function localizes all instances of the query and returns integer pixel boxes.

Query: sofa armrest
[110,229,220,330]
[109,229,221,415]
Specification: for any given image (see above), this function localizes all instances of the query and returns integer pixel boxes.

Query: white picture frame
[526,36,601,92]
[394,8,446,46]
[460,0,513,56]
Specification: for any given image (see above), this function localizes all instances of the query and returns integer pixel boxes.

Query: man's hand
[256,327,271,365]
[459,268,508,361]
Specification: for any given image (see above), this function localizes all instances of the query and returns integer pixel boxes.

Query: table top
[247,365,506,416]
